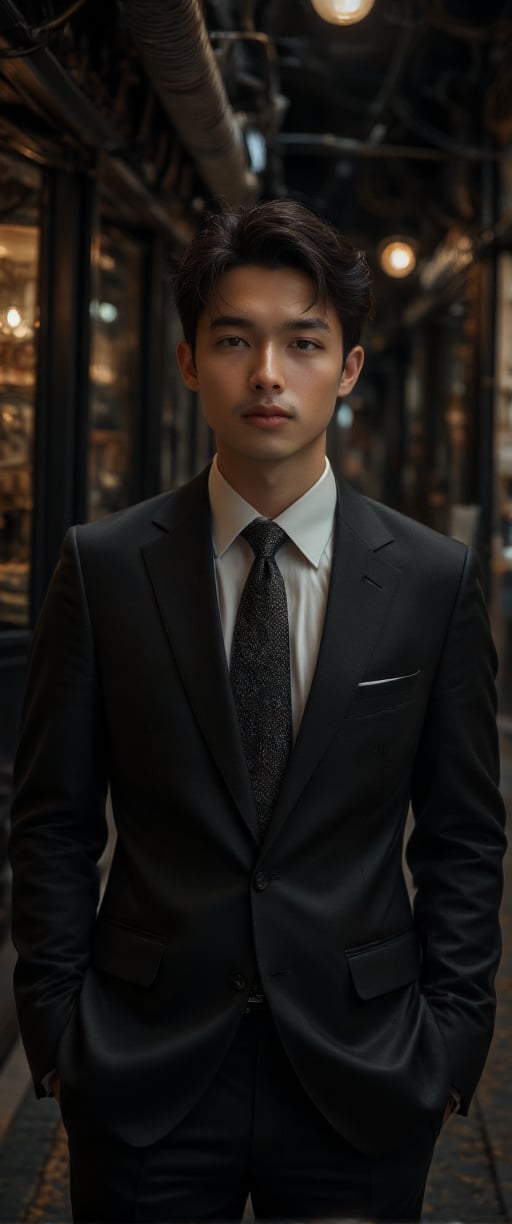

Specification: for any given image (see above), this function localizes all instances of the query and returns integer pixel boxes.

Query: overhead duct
[123,0,258,206]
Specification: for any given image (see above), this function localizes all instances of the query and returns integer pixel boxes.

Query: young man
[10,200,506,1222]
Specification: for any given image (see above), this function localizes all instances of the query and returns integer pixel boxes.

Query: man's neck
[216,455,327,519]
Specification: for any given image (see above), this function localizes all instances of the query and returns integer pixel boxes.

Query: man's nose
[248,343,284,392]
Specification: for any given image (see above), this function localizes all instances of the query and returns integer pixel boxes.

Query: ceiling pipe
[122,0,258,207]
[278,132,509,161]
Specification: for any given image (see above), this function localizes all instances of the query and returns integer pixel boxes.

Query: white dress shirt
[208,456,337,742]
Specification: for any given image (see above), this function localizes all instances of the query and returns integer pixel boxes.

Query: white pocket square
[358,669,420,688]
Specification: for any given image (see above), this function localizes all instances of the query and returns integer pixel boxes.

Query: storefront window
[88,228,143,520]
[0,156,41,629]
[401,273,479,542]
[159,283,209,492]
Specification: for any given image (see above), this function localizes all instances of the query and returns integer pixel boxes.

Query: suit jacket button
[232,973,247,991]
[254,871,269,891]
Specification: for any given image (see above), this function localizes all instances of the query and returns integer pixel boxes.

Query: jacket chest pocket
[345,668,422,719]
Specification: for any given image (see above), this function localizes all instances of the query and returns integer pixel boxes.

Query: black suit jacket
[9,468,506,1157]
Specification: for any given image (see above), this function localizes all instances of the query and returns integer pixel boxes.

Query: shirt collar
[208,456,337,569]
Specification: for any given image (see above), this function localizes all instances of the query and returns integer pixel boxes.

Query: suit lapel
[263,482,402,852]
[141,470,402,850]
[141,470,258,840]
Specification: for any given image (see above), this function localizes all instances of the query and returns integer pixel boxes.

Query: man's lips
[241,404,293,430]
[242,404,292,419]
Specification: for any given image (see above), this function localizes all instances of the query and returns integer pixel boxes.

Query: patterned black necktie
[230,519,293,837]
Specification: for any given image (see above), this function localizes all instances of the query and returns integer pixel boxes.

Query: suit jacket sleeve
[408,544,507,1111]
[9,526,109,1093]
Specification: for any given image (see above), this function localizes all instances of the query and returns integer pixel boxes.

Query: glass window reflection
[0,156,41,630]
[88,228,143,521]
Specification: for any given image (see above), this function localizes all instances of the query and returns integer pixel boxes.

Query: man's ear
[176,340,199,391]
[337,345,365,397]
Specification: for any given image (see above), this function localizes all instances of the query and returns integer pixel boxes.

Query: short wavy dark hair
[173,199,373,362]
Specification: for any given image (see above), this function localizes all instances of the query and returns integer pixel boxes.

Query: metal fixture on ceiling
[1,0,509,273]
[202,0,511,269]
[122,0,258,206]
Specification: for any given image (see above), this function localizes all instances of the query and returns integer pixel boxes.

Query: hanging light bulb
[379,238,417,279]
[310,0,375,25]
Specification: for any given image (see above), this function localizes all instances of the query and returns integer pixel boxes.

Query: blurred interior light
[6,306,22,328]
[245,129,267,174]
[90,300,118,323]
[98,301,118,324]
[336,401,354,429]
[379,238,417,279]
[310,0,375,24]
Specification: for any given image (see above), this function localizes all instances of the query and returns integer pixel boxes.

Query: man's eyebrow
[209,315,254,329]
[283,317,331,332]
[208,314,331,331]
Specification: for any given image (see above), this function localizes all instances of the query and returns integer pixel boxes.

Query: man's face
[177,264,364,483]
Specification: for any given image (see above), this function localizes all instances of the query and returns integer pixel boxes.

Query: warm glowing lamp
[379,238,417,279]
[310,0,375,24]
[6,307,22,328]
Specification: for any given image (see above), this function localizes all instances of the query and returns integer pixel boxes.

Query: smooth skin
[177,265,364,519]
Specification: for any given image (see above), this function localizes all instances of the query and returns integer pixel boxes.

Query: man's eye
[292,338,320,350]
[218,336,247,347]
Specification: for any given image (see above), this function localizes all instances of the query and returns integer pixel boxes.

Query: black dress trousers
[64,1010,436,1224]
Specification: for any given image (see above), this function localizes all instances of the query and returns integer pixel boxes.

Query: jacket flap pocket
[346,929,420,1000]
[92,921,165,986]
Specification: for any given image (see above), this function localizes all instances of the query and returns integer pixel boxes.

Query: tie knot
[242,519,289,560]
